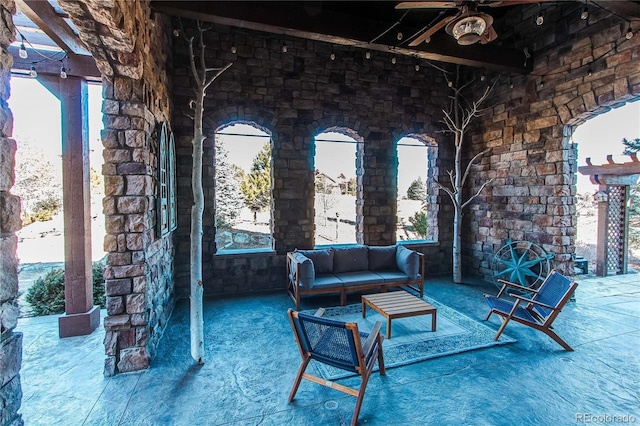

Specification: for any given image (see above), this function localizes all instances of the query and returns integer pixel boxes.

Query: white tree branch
[461,178,494,210]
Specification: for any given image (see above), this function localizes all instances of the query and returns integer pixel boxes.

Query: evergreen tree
[407,177,427,200]
[241,143,271,223]
[622,138,640,155]
[214,138,243,228]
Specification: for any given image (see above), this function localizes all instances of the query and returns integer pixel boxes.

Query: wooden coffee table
[362,291,437,339]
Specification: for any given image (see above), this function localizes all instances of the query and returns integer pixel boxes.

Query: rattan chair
[287,308,386,426]
[484,269,578,350]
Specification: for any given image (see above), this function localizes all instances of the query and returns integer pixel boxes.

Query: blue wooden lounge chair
[484,269,578,351]
[287,308,386,426]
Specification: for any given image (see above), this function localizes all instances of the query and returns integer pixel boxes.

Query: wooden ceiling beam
[9,46,101,79]
[16,0,90,56]
[152,1,533,73]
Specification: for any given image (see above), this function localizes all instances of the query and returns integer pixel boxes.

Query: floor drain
[324,400,338,410]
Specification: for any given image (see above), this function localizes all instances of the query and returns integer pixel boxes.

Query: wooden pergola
[578,154,640,276]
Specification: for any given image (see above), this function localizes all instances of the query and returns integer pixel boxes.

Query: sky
[9,75,104,172]
[572,101,640,194]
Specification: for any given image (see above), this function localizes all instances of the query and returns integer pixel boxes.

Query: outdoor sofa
[286,244,425,309]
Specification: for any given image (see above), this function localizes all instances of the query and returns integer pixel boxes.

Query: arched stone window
[214,122,273,252]
[396,134,439,243]
[314,128,363,246]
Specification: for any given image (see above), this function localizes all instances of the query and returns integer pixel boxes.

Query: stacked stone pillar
[0,1,23,424]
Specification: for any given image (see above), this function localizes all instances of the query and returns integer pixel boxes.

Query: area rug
[301,296,516,380]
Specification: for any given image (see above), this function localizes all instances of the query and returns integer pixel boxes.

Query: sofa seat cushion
[336,271,385,286]
[333,246,369,273]
[368,245,397,271]
[313,274,343,288]
[372,270,420,283]
[296,248,334,274]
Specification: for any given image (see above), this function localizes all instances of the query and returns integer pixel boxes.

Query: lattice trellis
[606,186,626,274]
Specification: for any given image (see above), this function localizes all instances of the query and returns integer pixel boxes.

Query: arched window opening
[572,102,640,275]
[314,130,359,245]
[397,136,429,242]
[214,122,273,252]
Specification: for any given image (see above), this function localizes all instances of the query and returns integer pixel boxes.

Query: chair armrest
[509,293,557,311]
[362,321,383,355]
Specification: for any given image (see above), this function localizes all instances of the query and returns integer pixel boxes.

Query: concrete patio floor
[17,274,640,425]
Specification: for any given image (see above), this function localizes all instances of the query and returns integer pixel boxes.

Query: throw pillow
[291,252,315,288]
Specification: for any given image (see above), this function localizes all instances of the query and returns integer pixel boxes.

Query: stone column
[0,1,24,424]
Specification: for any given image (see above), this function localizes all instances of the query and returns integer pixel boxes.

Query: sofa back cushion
[290,252,315,287]
[368,245,397,270]
[296,248,334,274]
[396,245,420,279]
[333,246,369,273]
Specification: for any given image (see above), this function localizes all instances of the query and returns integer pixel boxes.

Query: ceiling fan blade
[409,15,457,46]
[487,0,554,7]
[395,2,459,9]
[480,25,498,44]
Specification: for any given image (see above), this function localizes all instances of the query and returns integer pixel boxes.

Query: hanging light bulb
[60,66,67,79]
[231,44,237,54]
[626,24,634,40]
[29,64,37,78]
[424,37,431,44]
[480,73,486,82]
[587,66,592,77]
[19,36,28,59]
[536,4,544,26]
[580,6,589,20]
[391,55,396,64]
[281,42,288,53]
[365,50,371,60]
[447,80,453,88]
[330,51,336,61]
[397,31,403,41]
[414,63,420,71]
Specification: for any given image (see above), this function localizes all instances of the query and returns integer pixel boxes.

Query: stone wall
[464,2,640,280]
[169,21,455,297]
[58,0,176,375]
[0,1,23,424]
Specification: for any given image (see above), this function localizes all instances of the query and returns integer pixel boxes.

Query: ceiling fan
[396,1,551,46]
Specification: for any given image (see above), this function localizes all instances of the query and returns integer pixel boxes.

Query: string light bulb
[447,80,453,88]
[391,55,396,64]
[19,36,28,59]
[536,5,544,26]
[365,50,371,59]
[281,42,288,53]
[397,31,403,41]
[231,44,237,54]
[29,64,37,78]
[480,73,486,82]
[330,51,336,61]
[580,6,588,20]
[626,24,634,40]
[60,66,67,79]
[414,63,420,71]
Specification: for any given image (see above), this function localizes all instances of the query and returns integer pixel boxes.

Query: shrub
[25,262,106,316]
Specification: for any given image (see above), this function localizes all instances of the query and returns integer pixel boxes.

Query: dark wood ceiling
[152,1,640,74]
[11,1,640,77]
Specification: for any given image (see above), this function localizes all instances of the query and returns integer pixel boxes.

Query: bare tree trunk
[434,68,494,284]
[184,21,232,364]
[190,86,205,363]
